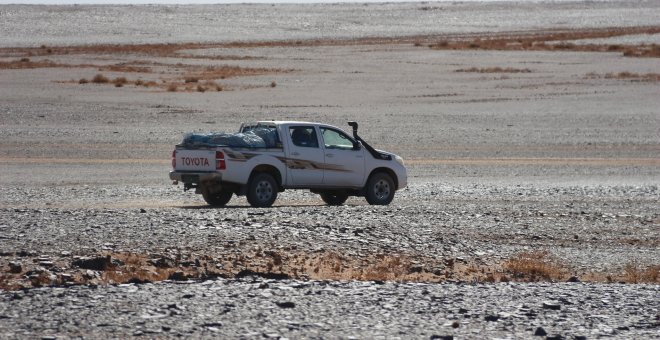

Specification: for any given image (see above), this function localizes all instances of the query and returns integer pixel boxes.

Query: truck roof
[251,120,325,126]
[248,121,351,129]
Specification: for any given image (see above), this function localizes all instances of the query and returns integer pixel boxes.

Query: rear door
[320,127,365,188]
[285,125,324,186]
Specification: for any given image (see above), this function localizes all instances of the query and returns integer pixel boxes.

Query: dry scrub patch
[425,26,660,58]
[183,65,286,81]
[622,262,660,284]
[0,59,75,69]
[456,67,532,73]
[605,72,660,82]
[2,249,658,290]
[2,26,658,60]
[503,251,568,282]
[101,253,176,284]
[91,73,109,84]
[585,72,660,82]
[0,45,287,93]
[70,64,287,92]
[98,64,152,73]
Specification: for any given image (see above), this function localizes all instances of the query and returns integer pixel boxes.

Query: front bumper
[398,171,408,190]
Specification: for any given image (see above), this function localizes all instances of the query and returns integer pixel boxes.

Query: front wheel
[320,192,349,206]
[247,173,278,208]
[202,186,233,207]
[365,172,395,205]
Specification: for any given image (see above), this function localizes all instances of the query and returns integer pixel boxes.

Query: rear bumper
[169,171,222,183]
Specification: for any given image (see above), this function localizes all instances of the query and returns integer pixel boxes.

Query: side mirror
[353,141,362,150]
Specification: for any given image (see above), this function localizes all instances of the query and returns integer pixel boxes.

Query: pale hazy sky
[0,0,512,4]
[2,0,457,3]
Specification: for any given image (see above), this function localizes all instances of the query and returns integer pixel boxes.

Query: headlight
[394,155,405,166]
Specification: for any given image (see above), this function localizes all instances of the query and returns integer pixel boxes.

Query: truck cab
[170,121,407,207]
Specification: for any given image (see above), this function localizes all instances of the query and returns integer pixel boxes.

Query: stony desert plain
[0,1,659,338]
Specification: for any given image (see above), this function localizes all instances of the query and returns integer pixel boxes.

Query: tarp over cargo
[181,127,279,148]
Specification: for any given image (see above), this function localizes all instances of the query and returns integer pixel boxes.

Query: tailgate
[175,149,216,172]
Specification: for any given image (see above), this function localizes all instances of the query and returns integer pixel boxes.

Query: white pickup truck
[169,121,407,207]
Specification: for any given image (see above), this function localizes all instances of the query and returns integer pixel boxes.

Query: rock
[235,269,290,280]
[127,277,152,284]
[83,270,99,279]
[534,327,547,336]
[546,335,564,340]
[8,261,22,273]
[276,302,295,308]
[168,271,188,281]
[39,260,54,268]
[17,250,33,257]
[567,276,580,283]
[430,336,453,340]
[542,302,561,310]
[148,258,175,268]
[484,315,499,322]
[451,321,460,328]
[72,255,112,271]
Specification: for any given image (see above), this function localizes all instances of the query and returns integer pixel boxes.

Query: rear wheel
[201,186,233,207]
[320,192,349,206]
[365,172,395,205]
[247,173,278,208]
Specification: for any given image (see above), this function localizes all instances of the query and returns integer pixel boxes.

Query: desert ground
[1,1,659,339]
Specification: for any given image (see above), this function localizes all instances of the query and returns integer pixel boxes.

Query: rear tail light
[216,151,226,170]
[171,150,176,169]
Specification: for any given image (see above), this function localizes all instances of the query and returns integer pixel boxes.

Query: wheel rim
[373,179,390,200]
[255,180,273,202]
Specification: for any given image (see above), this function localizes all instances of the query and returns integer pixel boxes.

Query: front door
[320,127,366,188]
[285,125,324,186]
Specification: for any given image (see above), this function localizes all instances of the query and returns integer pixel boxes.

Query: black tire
[201,186,233,207]
[247,173,278,208]
[365,172,395,205]
[320,192,349,206]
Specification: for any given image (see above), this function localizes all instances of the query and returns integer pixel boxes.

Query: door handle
[326,154,334,158]
[291,152,300,156]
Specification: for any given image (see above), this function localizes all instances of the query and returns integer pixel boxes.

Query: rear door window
[289,126,319,148]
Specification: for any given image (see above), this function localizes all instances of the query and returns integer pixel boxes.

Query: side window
[321,128,355,150]
[289,126,319,148]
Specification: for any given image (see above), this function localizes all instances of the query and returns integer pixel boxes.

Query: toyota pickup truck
[169,121,407,207]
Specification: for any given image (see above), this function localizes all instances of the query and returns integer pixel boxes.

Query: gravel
[1,278,658,339]
[1,183,658,274]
